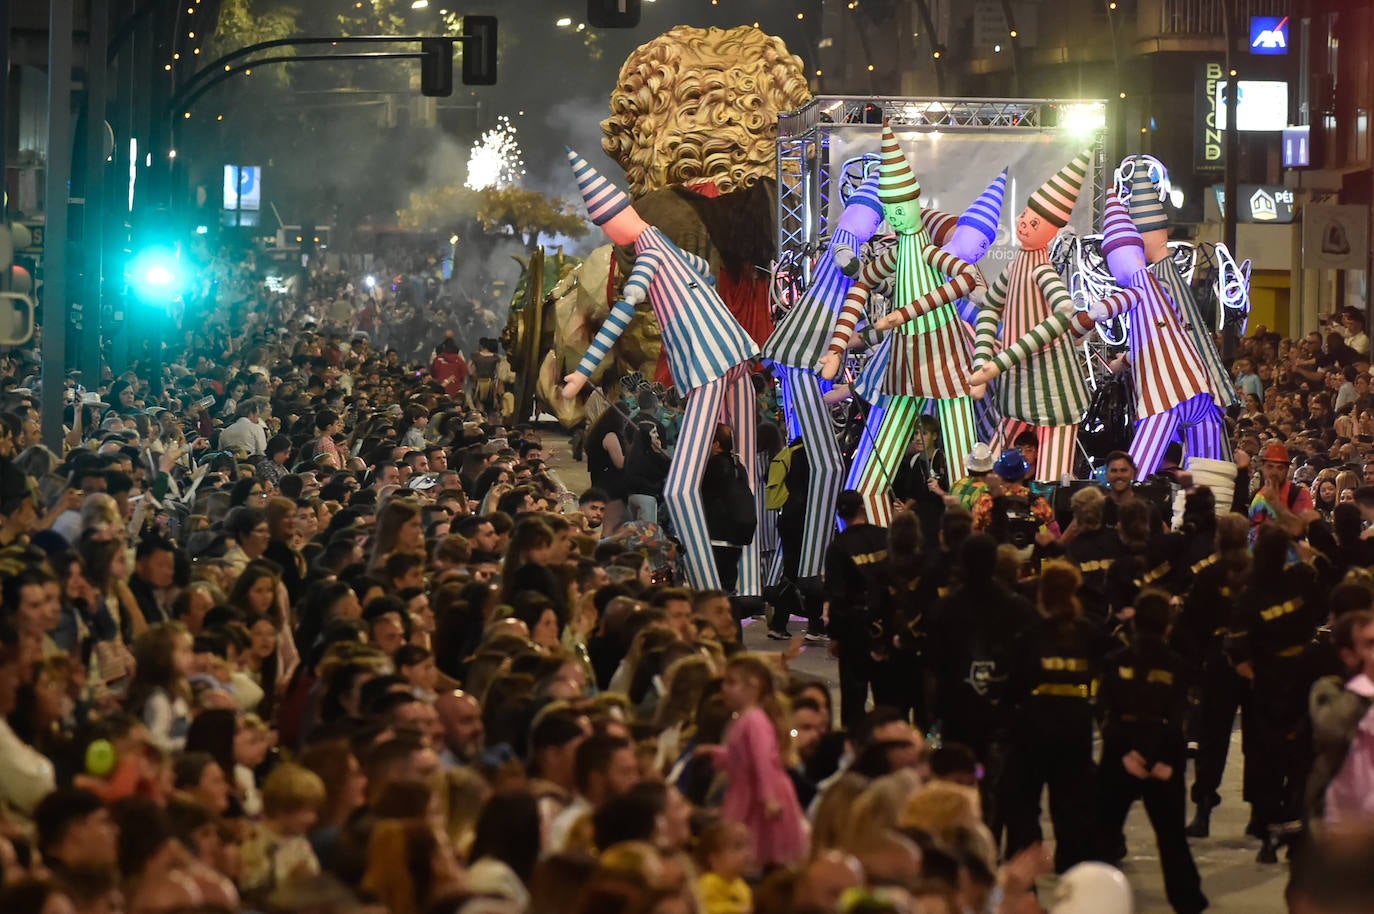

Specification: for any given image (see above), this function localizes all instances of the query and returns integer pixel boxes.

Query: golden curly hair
[601,25,812,197]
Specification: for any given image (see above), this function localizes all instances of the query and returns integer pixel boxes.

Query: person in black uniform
[870,509,926,725]
[1059,486,1122,625]
[1227,523,1327,863]
[927,533,1038,842]
[1096,589,1209,914]
[1003,560,1112,872]
[824,489,891,727]
[1176,511,1253,838]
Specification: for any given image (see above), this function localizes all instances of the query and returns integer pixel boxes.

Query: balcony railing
[1156,0,1288,36]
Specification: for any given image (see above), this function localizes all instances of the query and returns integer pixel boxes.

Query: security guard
[1097,589,1209,914]
[1003,561,1112,872]
[1227,523,1326,863]
[1060,486,1122,625]
[824,489,891,727]
[1175,512,1252,838]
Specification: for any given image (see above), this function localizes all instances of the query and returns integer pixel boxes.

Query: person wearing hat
[971,449,1058,548]
[820,131,1002,524]
[945,442,1001,514]
[560,148,762,597]
[1248,441,1319,541]
[761,173,884,581]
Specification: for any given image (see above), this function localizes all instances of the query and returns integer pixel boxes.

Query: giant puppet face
[885,198,922,235]
[600,26,812,197]
[1015,205,1058,250]
[835,185,885,240]
[948,223,993,262]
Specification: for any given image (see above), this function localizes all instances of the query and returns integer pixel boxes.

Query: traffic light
[421,38,453,97]
[0,223,34,344]
[588,0,640,28]
[461,16,497,86]
[128,245,186,304]
[299,223,316,264]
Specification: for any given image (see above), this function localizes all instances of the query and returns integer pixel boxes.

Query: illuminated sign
[1195,61,1224,170]
[1283,126,1310,167]
[223,165,261,211]
[1250,16,1289,55]
[1215,80,1289,132]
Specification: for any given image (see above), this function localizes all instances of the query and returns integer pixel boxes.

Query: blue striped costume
[575,226,762,595]
[763,213,878,578]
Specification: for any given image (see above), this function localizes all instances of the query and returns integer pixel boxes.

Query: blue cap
[994,448,1031,481]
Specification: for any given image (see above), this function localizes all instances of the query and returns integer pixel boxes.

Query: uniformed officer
[1227,523,1326,863]
[1097,589,1209,914]
[1060,486,1122,625]
[1003,561,1112,871]
[824,489,892,727]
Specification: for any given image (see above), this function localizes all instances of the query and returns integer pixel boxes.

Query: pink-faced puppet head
[1100,196,1147,284]
[1016,149,1091,250]
[567,147,649,246]
[946,167,1008,262]
[878,125,923,234]
[836,171,884,240]
[1124,155,1171,265]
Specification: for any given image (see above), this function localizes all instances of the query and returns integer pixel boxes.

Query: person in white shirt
[219,398,268,456]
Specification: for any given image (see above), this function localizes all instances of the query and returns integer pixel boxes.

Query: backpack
[726,456,759,545]
[765,441,803,511]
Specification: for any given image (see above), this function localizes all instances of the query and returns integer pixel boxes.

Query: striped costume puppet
[969,198,1224,477]
[841,182,1008,486]
[970,151,1094,483]
[818,127,985,527]
[560,149,763,595]
[762,174,885,577]
[1123,155,1237,459]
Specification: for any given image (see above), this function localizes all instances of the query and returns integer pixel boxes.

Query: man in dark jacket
[824,489,890,727]
[927,533,1038,840]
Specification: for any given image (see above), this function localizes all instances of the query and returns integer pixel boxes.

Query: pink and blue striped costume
[574,226,762,594]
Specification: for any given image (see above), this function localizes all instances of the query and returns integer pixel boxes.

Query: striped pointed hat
[567,147,631,226]
[1126,156,1169,234]
[846,171,884,219]
[878,125,921,205]
[1026,149,1091,228]
[1100,196,1143,258]
[957,168,1008,244]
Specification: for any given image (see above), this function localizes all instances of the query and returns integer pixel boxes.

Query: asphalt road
[544,428,1290,913]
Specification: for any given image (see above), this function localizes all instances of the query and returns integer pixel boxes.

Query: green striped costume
[974,251,1091,427]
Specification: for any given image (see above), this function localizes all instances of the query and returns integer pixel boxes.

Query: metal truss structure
[775,96,1110,275]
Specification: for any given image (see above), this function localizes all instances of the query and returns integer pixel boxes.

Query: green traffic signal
[128,246,185,303]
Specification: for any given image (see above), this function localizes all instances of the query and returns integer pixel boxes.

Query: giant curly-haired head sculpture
[601,25,812,198]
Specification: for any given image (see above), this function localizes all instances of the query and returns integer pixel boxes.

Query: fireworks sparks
[465,116,526,191]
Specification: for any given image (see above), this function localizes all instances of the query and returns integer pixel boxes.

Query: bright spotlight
[365,275,377,289]
[556,16,572,26]
[1059,102,1107,138]
[411,0,428,8]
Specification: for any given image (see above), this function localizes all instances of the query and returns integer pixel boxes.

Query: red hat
[1260,442,1290,464]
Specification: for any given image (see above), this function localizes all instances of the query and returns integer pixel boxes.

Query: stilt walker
[971,151,1093,483]
[969,197,1224,478]
[762,175,885,577]
[1123,156,1237,460]
[560,149,763,594]
[819,127,986,527]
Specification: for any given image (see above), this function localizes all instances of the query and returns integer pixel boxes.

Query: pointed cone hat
[1026,149,1091,228]
[958,167,1008,244]
[1126,156,1169,234]
[878,125,921,205]
[847,170,884,219]
[1100,196,1144,257]
[566,147,631,226]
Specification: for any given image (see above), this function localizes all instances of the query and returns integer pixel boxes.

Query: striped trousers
[779,367,844,578]
[994,419,1079,483]
[1129,394,1228,478]
[663,365,762,596]
[846,394,978,528]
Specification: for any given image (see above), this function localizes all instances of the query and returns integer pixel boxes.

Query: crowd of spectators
[0,237,1367,914]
